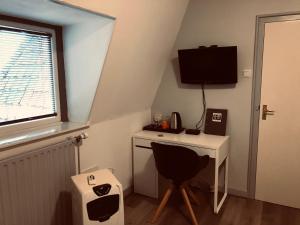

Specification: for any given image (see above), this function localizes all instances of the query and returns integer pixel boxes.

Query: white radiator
[0,139,76,225]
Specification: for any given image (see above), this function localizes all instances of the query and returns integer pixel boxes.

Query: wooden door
[256,19,300,208]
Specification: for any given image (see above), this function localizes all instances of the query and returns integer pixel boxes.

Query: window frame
[0,15,68,137]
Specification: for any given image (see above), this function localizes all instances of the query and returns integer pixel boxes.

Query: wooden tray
[143,124,184,134]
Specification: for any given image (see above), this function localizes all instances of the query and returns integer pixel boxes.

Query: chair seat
[150,142,209,225]
[151,142,209,186]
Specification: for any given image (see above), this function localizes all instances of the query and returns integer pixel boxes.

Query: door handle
[262,105,275,120]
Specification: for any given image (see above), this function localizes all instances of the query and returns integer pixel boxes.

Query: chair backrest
[151,142,203,185]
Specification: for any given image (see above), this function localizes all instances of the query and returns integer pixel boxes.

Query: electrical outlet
[108,168,115,174]
[243,69,252,78]
[81,165,99,174]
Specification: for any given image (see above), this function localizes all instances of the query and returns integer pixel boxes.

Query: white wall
[80,110,150,189]
[152,0,300,193]
[63,18,114,123]
[64,0,190,123]
[62,0,189,189]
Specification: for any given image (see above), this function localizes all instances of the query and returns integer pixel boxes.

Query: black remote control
[185,129,201,135]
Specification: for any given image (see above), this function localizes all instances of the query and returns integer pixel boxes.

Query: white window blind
[0,26,57,126]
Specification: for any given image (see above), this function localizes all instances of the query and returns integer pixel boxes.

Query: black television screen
[178,46,237,84]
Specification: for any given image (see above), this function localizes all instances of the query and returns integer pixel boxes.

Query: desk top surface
[133,130,229,150]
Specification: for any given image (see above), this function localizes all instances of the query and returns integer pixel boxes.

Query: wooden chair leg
[151,186,173,223]
[180,187,199,225]
[186,185,201,206]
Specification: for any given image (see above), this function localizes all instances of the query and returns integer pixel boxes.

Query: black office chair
[150,142,209,225]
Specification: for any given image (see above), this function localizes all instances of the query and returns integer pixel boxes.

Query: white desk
[132,130,229,214]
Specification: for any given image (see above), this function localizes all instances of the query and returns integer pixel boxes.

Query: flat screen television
[178,46,237,84]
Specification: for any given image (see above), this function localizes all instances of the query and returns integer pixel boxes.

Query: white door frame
[248,12,300,199]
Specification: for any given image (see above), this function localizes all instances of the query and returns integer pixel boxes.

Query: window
[0,27,57,125]
[0,16,67,133]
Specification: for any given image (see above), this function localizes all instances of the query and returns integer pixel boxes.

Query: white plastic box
[71,169,124,225]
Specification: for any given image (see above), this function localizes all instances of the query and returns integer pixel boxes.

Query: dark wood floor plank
[261,201,285,225]
[125,193,300,225]
[213,196,244,225]
[283,206,300,225]
[261,201,300,225]
[125,195,156,225]
[236,197,263,225]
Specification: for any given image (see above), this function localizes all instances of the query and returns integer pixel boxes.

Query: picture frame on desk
[204,108,228,136]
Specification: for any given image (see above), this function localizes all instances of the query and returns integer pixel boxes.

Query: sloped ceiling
[0,0,190,124]
[0,0,116,124]
[0,0,109,25]
[64,0,190,123]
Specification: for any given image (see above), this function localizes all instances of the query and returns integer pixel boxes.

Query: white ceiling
[0,0,110,26]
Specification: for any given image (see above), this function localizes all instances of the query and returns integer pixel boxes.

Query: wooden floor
[124,190,300,225]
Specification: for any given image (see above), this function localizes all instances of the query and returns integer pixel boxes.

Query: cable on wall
[195,84,206,130]
[72,132,88,174]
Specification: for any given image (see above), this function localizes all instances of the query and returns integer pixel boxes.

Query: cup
[161,120,169,129]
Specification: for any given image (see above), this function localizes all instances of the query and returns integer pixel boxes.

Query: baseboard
[123,186,133,197]
[124,185,249,199]
[192,182,250,199]
[228,188,249,198]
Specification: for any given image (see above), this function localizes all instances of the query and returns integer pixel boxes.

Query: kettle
[170,112,182,130]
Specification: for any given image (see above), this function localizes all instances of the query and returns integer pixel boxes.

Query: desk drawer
[134,138,152,148]
[133,144,158,198]
[133,137,215,158]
